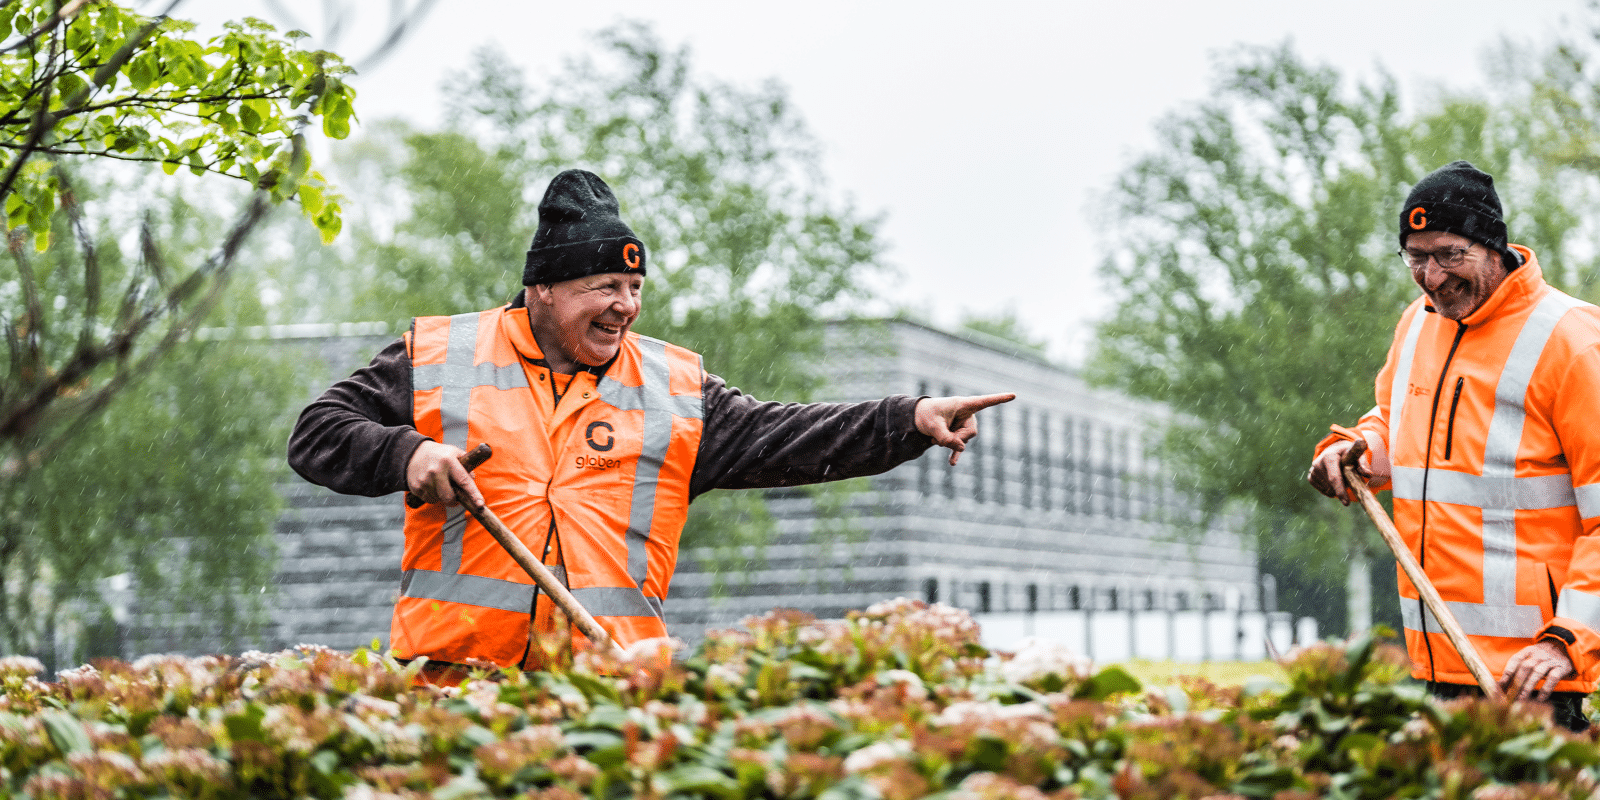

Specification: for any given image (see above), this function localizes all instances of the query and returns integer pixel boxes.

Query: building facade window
[992,405,1005,506]
[923,577,938,604]
[1039,412,1052,511]
[977,582,992,613]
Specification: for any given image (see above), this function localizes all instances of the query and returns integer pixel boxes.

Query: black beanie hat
[523,169,647,286]
[1399,160,1520,269]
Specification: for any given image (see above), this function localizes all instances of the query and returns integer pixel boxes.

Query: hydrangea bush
[0,598,1595,799]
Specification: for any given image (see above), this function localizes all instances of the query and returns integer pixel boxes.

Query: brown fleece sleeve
[287,337,429,497]
[688,373,934,500]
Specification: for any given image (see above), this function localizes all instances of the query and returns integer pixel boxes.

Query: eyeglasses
[1399,244,1476,270]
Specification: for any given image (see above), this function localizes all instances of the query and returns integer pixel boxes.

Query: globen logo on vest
[579,420,622,471]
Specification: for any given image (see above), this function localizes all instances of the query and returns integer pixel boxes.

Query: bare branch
[54,167,99,354]
[354,0,437,73]
[19,190,271,451]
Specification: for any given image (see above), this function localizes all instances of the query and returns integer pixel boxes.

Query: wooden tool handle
[459,498,624,659]
[1341,440,1502,699]
[405,443,493,509]
[405,443,623,659]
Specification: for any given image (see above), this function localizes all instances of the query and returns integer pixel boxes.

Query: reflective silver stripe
[570,586,662,618]
[412,312,534,575]
[1558,587,1600,631]
[1389,307,1428,444]
[400,566,569,614]
[401,569,534,614]
[1399,597,1544,639]
[1576,483,1600,520]
[593,336,703,609]
[1362,405,1381,422]
[1480,290,1584,607]
[1391,467,1575,510]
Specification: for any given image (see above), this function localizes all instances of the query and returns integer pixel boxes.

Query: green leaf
[653,764,740,799]
[38,711,91,756]
[298,183,323,216]
[224,702,267,743]
[1075,665,1142,700]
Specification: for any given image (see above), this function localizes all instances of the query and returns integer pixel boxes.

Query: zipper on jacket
[1443,377,1464,461]
[1418,318,1468,681]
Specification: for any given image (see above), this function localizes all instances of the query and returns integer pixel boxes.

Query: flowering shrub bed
[0,599,1596,798]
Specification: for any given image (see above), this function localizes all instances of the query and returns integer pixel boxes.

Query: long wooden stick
[415,444,625,660]
[1341,441,1501,699]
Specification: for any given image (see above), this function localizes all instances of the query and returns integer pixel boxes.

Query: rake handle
[1341,439,1502,699]
[407,443,624,659]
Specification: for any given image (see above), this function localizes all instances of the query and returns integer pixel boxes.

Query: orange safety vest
[389,303,704,667]
[1317,246,1600,692]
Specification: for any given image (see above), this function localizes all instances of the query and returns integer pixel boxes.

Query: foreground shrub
[0,601,1594,798]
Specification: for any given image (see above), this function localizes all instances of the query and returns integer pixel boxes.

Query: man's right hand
[407,440,486,508]
[1307,439,1367,506]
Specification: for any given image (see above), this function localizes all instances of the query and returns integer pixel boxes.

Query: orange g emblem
[1408,207,1427,230]
[622,242,640,270]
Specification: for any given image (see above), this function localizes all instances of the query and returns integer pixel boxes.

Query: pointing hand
[914,393,1017,466]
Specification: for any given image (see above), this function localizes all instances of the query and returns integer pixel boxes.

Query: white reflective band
[1575,483,1600,520]
[1361,405,1382,422]
[1558,587,1600,632]
[1480,291,1585,610]
[1390,467,1576,510]
[1389,307,1428,444]
[571,586,662,618]
[593,336,704,594]
[411,312,534,576]
[402,569,533,614]
[1399,596,1544,639]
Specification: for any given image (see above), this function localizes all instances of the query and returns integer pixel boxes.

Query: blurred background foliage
[9,0,1600,664]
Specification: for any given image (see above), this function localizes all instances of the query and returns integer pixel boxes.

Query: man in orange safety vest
[1308,161,1600,731]
[290,169,1012,679]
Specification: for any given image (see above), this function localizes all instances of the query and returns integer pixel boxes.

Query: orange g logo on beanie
[623,242,640,270]
[1409,207,1427,230]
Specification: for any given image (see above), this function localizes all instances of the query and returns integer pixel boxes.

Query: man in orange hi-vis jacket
[1308,160,1600,731]
[289,169,1013,683]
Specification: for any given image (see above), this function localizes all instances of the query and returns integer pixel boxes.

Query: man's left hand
[1499,639,1576,701]
[914,393,1016,466]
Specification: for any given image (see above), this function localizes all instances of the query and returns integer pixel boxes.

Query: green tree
[292,24,889,576]
[1089,43,1599,634]
[0,1,352,452]
[0,1,356,662]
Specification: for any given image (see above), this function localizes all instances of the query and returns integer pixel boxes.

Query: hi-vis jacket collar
[1425,244,1539,327]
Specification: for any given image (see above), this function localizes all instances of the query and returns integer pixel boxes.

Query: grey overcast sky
[172,0,1592,363]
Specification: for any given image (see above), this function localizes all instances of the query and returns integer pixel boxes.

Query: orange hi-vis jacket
[1316,246,1600,692]
[389,303,705,667]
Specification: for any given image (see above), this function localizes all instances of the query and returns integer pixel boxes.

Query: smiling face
[526,272,643,373]
[1404,230,1508,321]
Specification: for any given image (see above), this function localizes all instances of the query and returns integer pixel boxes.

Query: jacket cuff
[384,429,433,495]
[892,395,935,448]
[1538,620,1587,678]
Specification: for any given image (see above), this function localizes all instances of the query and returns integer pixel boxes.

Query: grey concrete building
[665,319,1263,647]
[117,318,1266,659]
